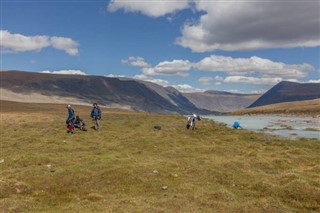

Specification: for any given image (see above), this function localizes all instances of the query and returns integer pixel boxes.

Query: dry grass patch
[0,100,319,212]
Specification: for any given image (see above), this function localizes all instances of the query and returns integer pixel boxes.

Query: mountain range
[0,70,213,114]
[184,90,260,112]
[1,70,319,114]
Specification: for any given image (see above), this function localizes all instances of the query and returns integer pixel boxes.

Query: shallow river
[204,115,320,140]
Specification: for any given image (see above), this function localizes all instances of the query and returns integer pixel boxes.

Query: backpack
[233,122,240,128]
[97,107,102,120]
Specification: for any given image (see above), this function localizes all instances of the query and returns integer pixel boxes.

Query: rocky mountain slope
[184,90,260,112]
[0,70,213,114]
[249,81,320,108]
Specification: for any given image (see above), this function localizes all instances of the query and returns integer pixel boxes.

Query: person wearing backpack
[91,103,101,130]
[66,104,75,133]
[74,115,87,131]
[186,113,201,130]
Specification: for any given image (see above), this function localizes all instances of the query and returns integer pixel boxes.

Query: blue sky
[1,0,319,93]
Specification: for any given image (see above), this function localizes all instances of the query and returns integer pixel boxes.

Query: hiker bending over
[66,104,75,133]
[91,103,101,130]
[186,114,201,130]
[233,121,242,129]
[74,115,87,131]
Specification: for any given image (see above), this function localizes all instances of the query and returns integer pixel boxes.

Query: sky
[1,0,320,94]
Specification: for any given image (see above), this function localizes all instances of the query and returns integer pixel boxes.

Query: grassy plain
[0,100,320,212]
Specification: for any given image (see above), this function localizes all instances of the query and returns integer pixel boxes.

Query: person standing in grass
[91,103,101,130]
[66,104,75,133]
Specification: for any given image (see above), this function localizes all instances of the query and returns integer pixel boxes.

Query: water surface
[204,115,320,140]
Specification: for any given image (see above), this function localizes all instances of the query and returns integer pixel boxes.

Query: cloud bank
[1,30,79,56]
[133,74,169,86]
[121,56,150,68]
[124,55,313,81]
[195,55,312,79]
[107,0,320,51]
[224,76,282,85]
[177,0,320,52]
[171,84,204,93]
[142,59,191,77]
[122,56,191,77]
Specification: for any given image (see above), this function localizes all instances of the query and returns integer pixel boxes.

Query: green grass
[1,101,320,212]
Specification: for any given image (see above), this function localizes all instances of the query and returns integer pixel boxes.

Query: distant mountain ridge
[0,70,214,114]
[1,70,273,114]
[183,90,260,112]
[249,81,320,108]
[234,99,320,116]
[204,90,252,96]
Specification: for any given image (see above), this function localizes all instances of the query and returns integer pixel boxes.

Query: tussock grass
[1,100,319,212]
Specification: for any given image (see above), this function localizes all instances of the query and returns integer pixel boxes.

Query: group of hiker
[66,103,242,133]
[66,103,101,134]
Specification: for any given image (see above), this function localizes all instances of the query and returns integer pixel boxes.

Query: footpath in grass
[0,101,319,212]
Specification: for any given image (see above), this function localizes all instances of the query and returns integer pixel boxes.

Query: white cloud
[143,59,192,77]
[223,89,242,94]
[177,1,320,52]
[224,76,282,85]
[1,30,50,52]
[133,74,169,86]
[113,72,202,91]
[105,74,126,78]
[121,55,316,89]
[122,57,191,76]
[198,76,213,85]
[105,73,170,87]
[285,79,299,83]
[171,84,204,93]
[41,70,87,75]
[108,0,190,18]
[215,75,223,81]
[107,1,320,51]
[0,30,79,56]
[121,56,150,68]
[50,37,79,56]
[194,55,312,79]
[308,79,320,83]
[250,89,267,94]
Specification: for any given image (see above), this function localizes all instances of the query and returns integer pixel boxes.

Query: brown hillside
[233,99,320,116]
